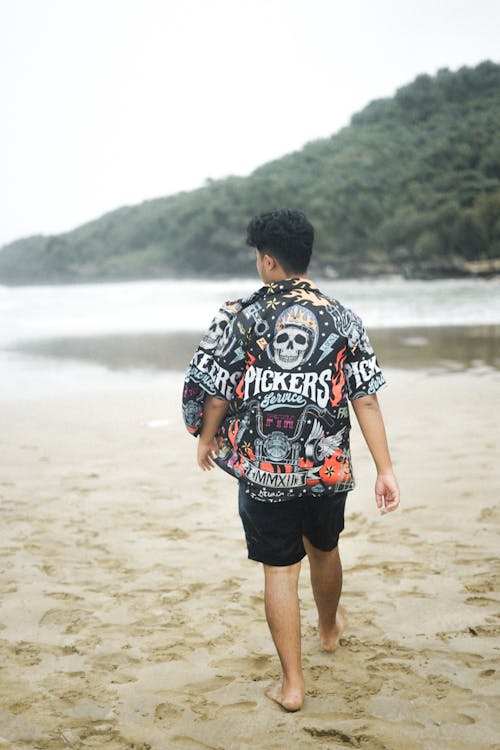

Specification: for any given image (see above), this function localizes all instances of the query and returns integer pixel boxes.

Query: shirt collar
[261,277,318,296]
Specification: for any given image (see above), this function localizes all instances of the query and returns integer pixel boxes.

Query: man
[182,208,399,711]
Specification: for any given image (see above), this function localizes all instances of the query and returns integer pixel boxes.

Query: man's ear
[262,253,277,270]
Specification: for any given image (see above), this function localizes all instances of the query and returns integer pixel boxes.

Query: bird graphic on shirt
[305,420,347,462]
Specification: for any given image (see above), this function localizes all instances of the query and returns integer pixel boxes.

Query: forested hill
[1,60,500,284]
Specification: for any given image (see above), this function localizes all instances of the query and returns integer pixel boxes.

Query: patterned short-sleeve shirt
[183,278,385,502]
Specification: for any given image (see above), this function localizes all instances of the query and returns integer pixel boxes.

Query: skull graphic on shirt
[201,310,234,356]
[273,325,311,368]
[271,304,319,370]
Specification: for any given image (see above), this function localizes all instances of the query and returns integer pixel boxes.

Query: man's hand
[375,472,400,515]
[197,437,220,471]
[351,395,400,516]
[196,396,229,471]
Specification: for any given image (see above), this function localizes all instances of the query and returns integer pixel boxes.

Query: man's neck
[265,270,309,284]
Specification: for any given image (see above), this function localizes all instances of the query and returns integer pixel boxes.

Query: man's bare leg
[303,538,346,651]
[263,562,305,711]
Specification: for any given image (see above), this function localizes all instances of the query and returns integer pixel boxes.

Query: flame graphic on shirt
[330,346,347,407]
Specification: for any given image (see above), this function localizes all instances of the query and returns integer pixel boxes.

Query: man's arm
[197,396,230,471]
[351,394,400,515]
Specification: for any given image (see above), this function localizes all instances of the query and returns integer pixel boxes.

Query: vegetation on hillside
[1,60,499,284]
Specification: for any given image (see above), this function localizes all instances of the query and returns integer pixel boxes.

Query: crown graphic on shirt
[275,304,318,334]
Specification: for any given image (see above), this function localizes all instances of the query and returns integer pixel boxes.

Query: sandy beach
[1,368,499,750]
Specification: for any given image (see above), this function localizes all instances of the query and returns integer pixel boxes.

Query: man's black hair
[246,208,314,274]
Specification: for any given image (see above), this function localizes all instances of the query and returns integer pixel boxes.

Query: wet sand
[1,369,499,749]
[9,324,500,374]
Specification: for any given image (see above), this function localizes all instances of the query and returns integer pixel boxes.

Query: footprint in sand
[94,557,129,572]
[161,588,191,605]
[40,563,58,577]
[10,642,42,666]
[215,700,257,717]
[170,737,219,750]
[463,578,496,594]
[39,608,102,634]
[164,528,189,541]
[342,512,371,538]
[0,545,18,557]
[147,647,185,662]
[465,595,499,607]
[401,504,426,513]
[91,651,141,673]
[154,701,182,725]
[478,505,500,523]
[187,696,220,721]
[0,584,17,594]
[46,591,85,602]
[479,668,496,677]
[303,727,390,749]
[455,714,476,725]
[165,677,238,721]
[472,623,500,637]
[65,723,121,746]
[210,653,273,681]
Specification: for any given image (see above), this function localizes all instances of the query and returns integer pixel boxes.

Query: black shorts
[238,482,347,567]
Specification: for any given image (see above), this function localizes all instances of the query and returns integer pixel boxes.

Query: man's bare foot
[265,677,305,712]
[319,604,347,652]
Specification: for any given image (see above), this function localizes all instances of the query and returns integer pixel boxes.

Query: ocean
[1,277,499,398]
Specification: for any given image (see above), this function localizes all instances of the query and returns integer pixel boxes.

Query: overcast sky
[1,0,499,247]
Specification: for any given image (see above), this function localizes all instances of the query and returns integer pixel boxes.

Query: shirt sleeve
[184,302,247,402]
[343,310,386,400]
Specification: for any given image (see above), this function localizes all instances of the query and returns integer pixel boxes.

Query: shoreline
[4,323,500,382]
[2,261,500,286]
[1,369,499,748]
